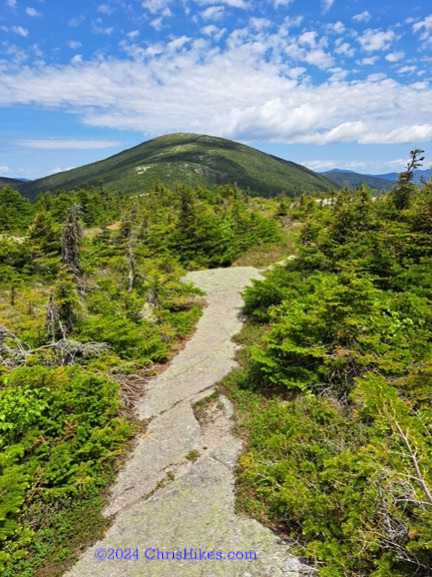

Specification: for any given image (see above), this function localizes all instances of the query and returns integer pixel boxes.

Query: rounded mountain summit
[18,133,333,199]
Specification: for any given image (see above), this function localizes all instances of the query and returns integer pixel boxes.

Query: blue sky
[1,0,432,179]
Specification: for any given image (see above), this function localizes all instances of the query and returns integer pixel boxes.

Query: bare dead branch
[393,420,432,507]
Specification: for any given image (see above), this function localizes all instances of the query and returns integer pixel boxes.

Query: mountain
[321,169,394,191]
[377,168,432,184]
[16,133,333,200]
[0,176,27,187]
[322,167,432,191]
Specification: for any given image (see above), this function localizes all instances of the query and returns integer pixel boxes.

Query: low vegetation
[225,151,432,577]
[2,147,432,577]
[0,181,281,576]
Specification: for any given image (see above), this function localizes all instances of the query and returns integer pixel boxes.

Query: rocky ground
[64,266,313,577]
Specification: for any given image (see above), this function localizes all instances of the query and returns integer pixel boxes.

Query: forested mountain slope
[16,133,333,199]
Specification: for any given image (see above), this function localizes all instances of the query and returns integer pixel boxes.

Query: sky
[1,0,432,180]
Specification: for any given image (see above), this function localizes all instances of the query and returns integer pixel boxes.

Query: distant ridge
[14,133,333,200]
[321,167,432,190]
[321,169,394,191]
[377,168,432,184]
[0,176,26,187]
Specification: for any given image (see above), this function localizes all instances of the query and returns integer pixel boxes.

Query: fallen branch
[0,325,110,367]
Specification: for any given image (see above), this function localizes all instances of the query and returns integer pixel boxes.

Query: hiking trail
[65,266,313,577]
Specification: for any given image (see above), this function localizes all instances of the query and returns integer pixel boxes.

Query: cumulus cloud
[321,0,334,14]
[6,0,17,7]
[201,6,224,20]
[194,0,247,8]
[0,165,10,173]
[141,0,172,13]
[357,56,378,65]
[97,3,114,15]
[70,54,83,64]
[385,51,404,62]
[92,18,114,35]
[69,16,85,27]
[285,29,334,69]
[398,65,417,75]
[273,0,294,7]
[25,7,41,16]
[67,40,82,49]
[11,26,29,37]
[1,24,432,147]
[334,42,355,57]
[353,11,371,24]
[413,14,432,44]
[358,28,395,52]
[413,14,432,34]
[127,30,140,39]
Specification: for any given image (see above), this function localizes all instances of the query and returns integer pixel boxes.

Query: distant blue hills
[320,168,432,191]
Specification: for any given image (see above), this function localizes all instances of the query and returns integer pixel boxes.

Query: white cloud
[352,11,371,24]
[98,3,113,14]
[10,26,29,37]
[360,124,432,144]
[19,139,122,149]
[413,14,432,44]
[327,21,345,34]
[303,159,335,171]
[328,67,348,81]
[70,54,83,64]
[298,31,317,46]
[321,0,334,14]
[285,29,334,69]
[305,157,411,173]
[358,28,395,52]
[150,17,163,30]
[273,0,294,6]
[304,48,334,68]
[69,16,85,27]
[167,35,190,51]
[1,26,432,148]
[201,24,226,41]
[357,56,378,65]
[398,65,417,75]
[334,42,354,57]
[127,30,140,39]
[367,72,387,82]
[49,166,77,175]
[385,51,404,63]
[6,0,17,7]
[202,6,224,20]
[0,166,10,173]
[413,14,432,34]
[141,0,172,14]
[92,18,114,35]
[303,159,367,171]
[25,6,41,16]
[324,121,366,143]
[67,40,82,49]
[194,0,247,8]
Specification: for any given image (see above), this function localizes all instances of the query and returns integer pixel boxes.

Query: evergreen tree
[0,187,32,233]
[391,148,424,211]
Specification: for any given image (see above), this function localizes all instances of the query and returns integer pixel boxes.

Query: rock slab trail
[65,267,312,577]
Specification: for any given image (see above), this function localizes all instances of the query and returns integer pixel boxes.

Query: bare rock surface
[64,267,313,577]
